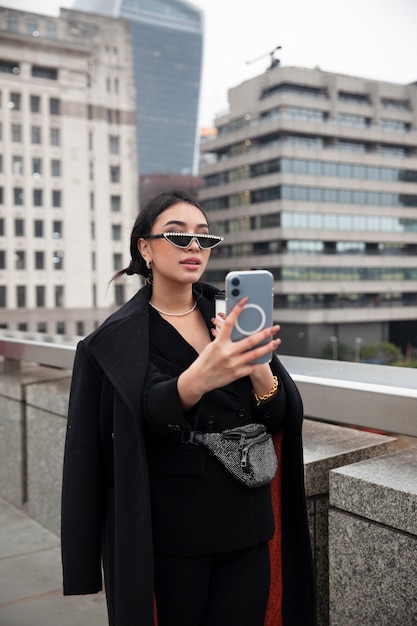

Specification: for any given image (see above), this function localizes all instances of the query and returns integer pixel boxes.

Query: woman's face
[139,202,212,286]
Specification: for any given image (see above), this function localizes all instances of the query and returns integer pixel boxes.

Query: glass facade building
[73,0,203,176]
[199,66,417,358]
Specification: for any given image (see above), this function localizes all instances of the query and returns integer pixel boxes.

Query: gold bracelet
[252,375,279,406]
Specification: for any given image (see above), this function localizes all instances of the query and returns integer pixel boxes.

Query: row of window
[0,248,126,272]
[214,212,417,235]
[2,15,57,39]
[2,92,60,114]
[0,123,61,145]
[0,283,126,310]
[212,240,417,258]
[219,102,413,136]
[0,285,64,309]
[202,185,417,210]
[0,250,64,271]
[204,157,417,187]
[0,60,57,80]
[0,156,61,177]
[0,188,62,207]
[215,134,412,160]
[0,218,62,238]
[205,267,417,283]
[258,82,411,109]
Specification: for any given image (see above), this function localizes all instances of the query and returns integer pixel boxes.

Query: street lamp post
[330,335,338,360]
[355,337,363,362]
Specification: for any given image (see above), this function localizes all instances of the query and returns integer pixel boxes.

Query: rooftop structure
[199,65,417,358]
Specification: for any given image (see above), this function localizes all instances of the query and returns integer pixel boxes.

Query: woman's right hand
[177,298,281,411]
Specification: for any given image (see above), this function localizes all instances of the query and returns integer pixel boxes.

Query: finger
[219,297,248,336]
[238,324,280,349]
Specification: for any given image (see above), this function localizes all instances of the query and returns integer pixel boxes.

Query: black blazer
[61,283,316,626]
[143,300,286,556]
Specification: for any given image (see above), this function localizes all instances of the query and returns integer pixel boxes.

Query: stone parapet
[0,364,70,509]
[303,420,397,626]
[329,448,417,625]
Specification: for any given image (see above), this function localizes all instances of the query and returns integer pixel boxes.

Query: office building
[0,6,139,335]
[199,65,417,358]
[73,0,204,176]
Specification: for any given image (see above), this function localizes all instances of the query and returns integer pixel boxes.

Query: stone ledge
[303,419,397,496]
[329,447,417,536]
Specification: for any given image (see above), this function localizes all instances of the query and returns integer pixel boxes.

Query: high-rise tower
[73,0,203,176]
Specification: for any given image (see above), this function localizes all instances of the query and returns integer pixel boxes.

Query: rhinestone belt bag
[182,423,278,488]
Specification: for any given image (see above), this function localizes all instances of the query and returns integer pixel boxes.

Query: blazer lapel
[87,287,151,420]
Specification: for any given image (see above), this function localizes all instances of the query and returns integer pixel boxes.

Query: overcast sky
[4,0,417,126]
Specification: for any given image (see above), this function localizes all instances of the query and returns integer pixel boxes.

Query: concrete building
[73,0,203,176]
[199,65,417,358]
[0,6,139,336]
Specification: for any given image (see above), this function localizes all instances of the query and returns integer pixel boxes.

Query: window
[33,189,43,206]
[34,220,43,237]
[12,156,23,175]
[49,98,60,115]
[76,321,85,336]
[26,19,38,35]
[111,195,121,212]
[6,15,18,32]
[115,284,125,306]
[337,113,367,128]
[0,156,2,173]
[37,322,47,332]
[112,224,121,240]
[32,65,58,80]
[54,285,64,307]
[0,250,5,269]
[11,124,22,142]
[32,158,42,177]
[9,92,21,110]
[56,321,66,335]
[15,251,25,270]
[113,253,122,270]
[14,219,24,237]
[35,251,44,269]
[109,135,120,154]
[52,190,61,207]
[0,285,6,307]
[46,21,56,39]
[52,220,62,238]
[0,188,3,205]
[30,95,41,113]
[338,91,370,105]
[36,285,45,307]
[31,126,41,144]
[379,119,407,133]
[0,59,19,73]
[53,251,64,270]
[13,187,24,205]
[0,219,4,236]
[110,166,120,183]
[51,159,61,177]
[50,128,60,145]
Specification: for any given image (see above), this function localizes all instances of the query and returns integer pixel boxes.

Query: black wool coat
[61,283,316,626]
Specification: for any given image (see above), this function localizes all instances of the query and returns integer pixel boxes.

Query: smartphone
[225,270,274,364]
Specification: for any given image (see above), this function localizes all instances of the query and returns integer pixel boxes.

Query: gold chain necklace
[149,301,197,317]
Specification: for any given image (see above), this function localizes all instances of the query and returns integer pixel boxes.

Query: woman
[61,190,315,626]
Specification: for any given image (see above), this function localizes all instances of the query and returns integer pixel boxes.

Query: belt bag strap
[176,424,278,488]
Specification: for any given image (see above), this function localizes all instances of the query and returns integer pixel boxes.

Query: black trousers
[154,542,270,626]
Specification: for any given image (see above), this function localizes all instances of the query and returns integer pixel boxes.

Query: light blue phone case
[225,270,274,364]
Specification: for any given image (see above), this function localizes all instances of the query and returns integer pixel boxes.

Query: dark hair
[112,190,208,281]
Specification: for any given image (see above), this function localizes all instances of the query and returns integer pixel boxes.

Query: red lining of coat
[153,431,283,626]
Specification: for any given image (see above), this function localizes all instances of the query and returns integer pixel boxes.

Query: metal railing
[1,331,417,438]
